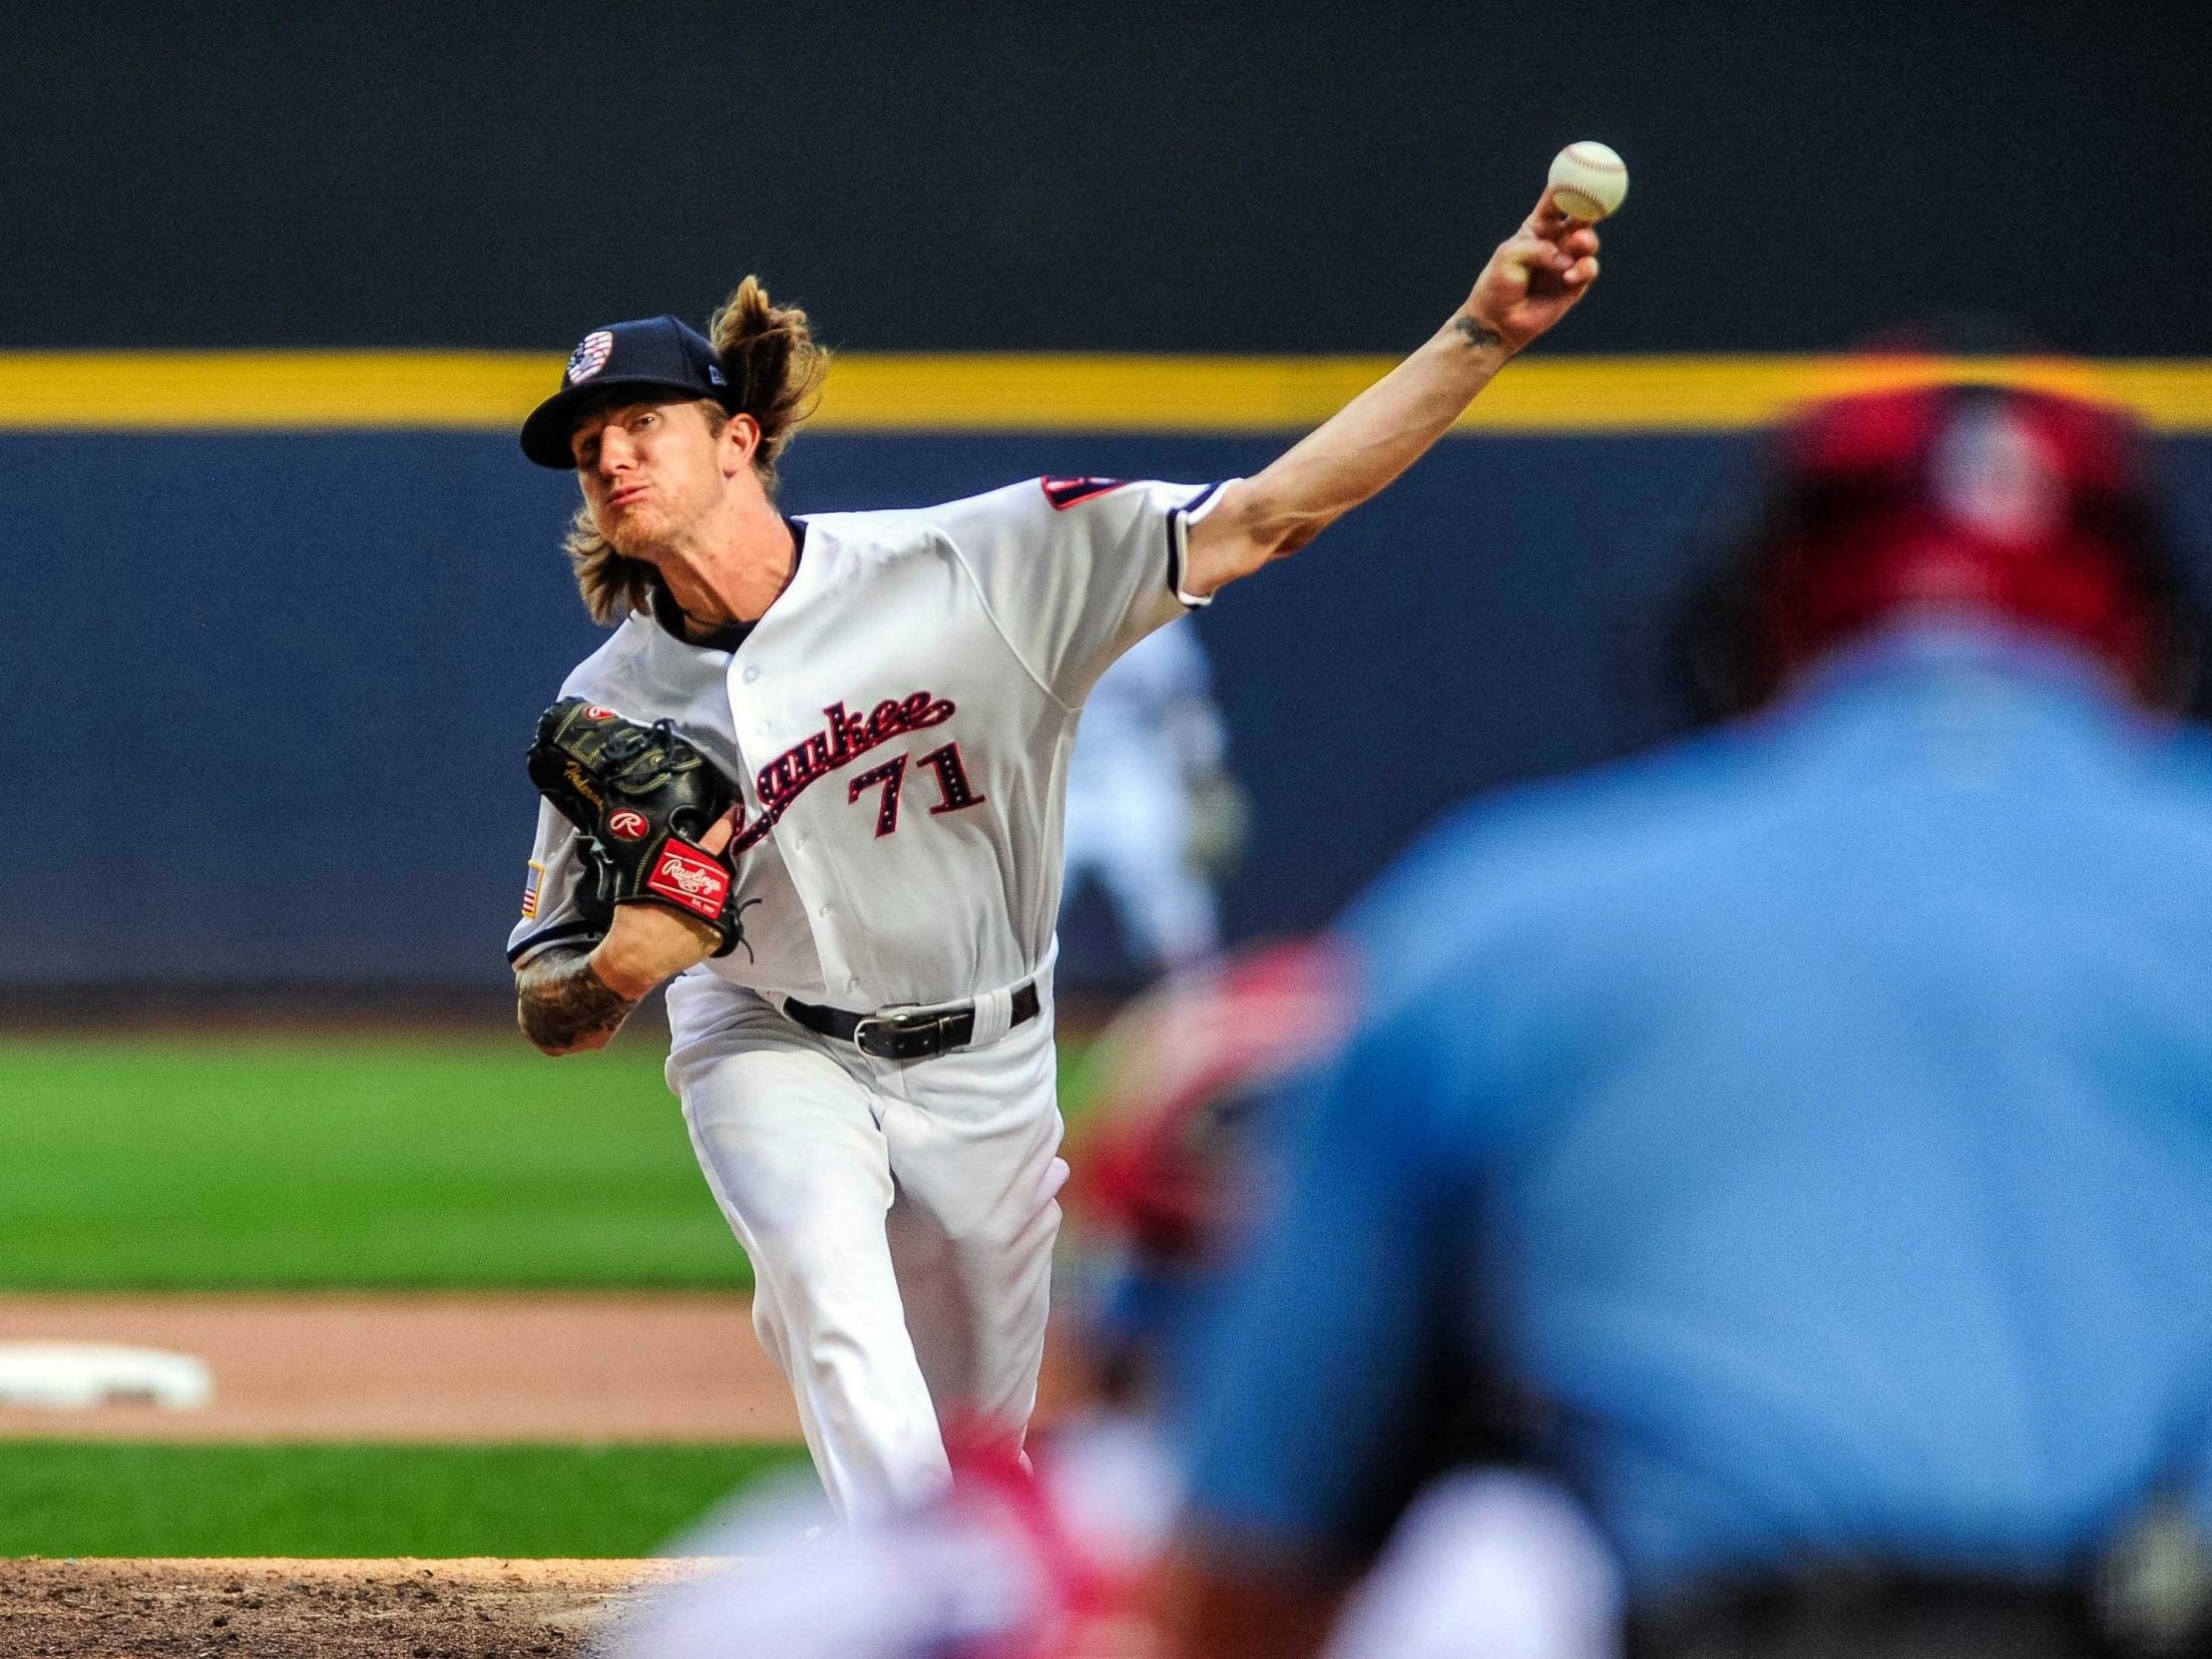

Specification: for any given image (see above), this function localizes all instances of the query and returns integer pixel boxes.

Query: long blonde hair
[566,277,830,625]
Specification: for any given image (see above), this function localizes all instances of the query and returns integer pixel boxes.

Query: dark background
[7,429,2209,986]
[0,429,1721,982]
[3,2,2209,988]
[1,0,2206,354]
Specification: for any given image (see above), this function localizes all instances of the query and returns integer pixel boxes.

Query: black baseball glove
[526,698,751,957]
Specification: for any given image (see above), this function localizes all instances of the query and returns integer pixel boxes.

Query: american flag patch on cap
[565,330,615,385]
[521,860,546,920]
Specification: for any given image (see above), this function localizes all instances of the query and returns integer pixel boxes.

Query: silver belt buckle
[850,1014,897,1057]
[853,1007,961,1060]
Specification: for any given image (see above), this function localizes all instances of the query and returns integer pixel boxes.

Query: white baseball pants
[664,972,1068,1519]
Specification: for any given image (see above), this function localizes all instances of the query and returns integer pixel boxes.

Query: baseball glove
[526,698,750,956]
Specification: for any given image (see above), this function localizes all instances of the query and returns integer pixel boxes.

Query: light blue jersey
[1179,625,2212,1594]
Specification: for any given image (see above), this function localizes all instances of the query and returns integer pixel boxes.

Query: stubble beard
[599,491,699,570]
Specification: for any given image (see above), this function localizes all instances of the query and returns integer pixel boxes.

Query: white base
[0,1342,214,1409]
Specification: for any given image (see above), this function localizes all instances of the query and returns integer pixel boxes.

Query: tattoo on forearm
[516,947,638,1052]
[1452,314,1504,350]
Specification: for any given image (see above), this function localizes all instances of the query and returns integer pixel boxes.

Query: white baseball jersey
[508,476,1228,1010]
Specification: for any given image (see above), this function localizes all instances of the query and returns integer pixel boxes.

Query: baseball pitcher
[506,189,1602,1517]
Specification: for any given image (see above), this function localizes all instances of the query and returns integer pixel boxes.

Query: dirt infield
[0,1556,711,1658]
[0,1294,794,1444]
[0,1292,1083,1442]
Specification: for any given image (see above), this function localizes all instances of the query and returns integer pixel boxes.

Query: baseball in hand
[1548,142,1628,220]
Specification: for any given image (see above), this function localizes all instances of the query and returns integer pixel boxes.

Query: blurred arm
[1151,1555,1344,1659]
[1181,192,1600,597]
[1157,1009,1469,1658]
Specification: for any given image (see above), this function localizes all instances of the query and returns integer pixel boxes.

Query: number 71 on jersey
[848,744,985,838]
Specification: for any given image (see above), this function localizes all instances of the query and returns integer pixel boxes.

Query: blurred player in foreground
[1161,377,2212,1659]
[1060,616,1243,983]
[610,943,1618,1659]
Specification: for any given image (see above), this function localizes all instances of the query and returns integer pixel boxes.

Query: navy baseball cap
[520,315,736,469]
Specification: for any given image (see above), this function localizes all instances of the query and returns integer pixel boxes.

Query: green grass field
[0,1031,1103,1552]
[0,1442,809,1556]
[0,1035,747,1290]
[0,1033,1099,1290]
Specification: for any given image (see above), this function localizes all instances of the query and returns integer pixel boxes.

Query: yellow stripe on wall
[825,354,2212,435]
[3,351,2212,434]
[0,352,554,431]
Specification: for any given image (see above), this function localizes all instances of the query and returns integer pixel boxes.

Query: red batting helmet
[1680,378,2203,717]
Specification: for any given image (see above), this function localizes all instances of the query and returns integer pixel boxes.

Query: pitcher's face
[572,396,732,558]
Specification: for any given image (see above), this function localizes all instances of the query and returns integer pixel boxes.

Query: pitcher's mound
[0,1556,717,1658]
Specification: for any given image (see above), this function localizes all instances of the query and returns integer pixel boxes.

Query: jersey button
[818,904,836,919]
[741,666,761,683]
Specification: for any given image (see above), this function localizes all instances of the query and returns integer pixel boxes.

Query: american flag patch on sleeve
[521,860,545,920]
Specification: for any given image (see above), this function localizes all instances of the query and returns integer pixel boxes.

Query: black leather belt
[1630,1561,2211,1659]
[1631,1576,2089,1659]
[782,982,1041,1061]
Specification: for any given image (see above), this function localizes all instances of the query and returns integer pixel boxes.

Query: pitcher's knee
[960,1190,1063,1266]
[750,1211,894,1300]
[797,1328,938,1448]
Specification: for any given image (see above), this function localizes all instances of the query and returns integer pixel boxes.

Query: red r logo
[608,809,650,841]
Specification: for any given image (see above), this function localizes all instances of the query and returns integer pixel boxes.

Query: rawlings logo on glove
[647,844,730,910]
[525,697,755,959]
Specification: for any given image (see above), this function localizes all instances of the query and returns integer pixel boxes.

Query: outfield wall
[6,359,2211,986]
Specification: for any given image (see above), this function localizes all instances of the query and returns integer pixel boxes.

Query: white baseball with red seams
[1548,141,1628,220]
[508,475,1229,1516]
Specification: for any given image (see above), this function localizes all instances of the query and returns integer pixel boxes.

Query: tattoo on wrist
[1452,314,1505,350]
[517,947,638,1051]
